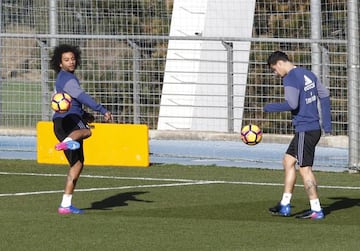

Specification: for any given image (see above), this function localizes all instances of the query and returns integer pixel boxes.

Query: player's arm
[63,79,109,115]
[77,93,112,121]
[263,86,299,112]
[317,80,332,133]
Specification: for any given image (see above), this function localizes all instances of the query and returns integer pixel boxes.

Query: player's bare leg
[64,160,83,194]
[55,128,91,151]
[282,154,297,194]
[298,166,318,200]
[58,160,84,214]
[269,154,296,216]
[67,128,92,141]
[296,166,324,219]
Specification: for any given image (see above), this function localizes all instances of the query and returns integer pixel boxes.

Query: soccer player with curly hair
[50,44,112,214]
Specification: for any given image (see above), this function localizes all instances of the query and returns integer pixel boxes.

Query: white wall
[158,0,256,132]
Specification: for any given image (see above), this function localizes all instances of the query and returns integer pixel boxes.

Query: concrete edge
[149,130,348,148]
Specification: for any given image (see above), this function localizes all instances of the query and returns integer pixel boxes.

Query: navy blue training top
[264,67,332,133]
[52,70,108,119]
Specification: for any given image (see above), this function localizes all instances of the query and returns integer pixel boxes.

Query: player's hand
[104,111,112,122]
[83,111,95,123]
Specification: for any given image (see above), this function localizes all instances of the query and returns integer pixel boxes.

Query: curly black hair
[50,44,82,73]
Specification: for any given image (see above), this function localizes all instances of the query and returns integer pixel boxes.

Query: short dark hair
[50,44,81,73]
[267,51,290,66]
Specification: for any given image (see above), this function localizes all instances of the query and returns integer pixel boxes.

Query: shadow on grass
[83,191,153,210]
[293,197,360,217]
[322,197,360,216]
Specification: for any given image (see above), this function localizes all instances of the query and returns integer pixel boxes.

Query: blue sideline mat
[0,136,348,172]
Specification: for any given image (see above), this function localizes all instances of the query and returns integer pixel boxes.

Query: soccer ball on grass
[51,92,72,113]
[240,124,263,145]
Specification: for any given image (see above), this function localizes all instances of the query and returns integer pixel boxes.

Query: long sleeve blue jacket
[264,67,332,133]
[52,70,108,119]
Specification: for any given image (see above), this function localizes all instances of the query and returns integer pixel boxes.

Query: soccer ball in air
[240,124,263,145]
[51,92,72,113]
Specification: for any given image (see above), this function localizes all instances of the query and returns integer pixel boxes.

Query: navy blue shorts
[286,129,321,167]
[53,114,89,166]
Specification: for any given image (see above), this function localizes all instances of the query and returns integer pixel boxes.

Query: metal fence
[0,0,359,170]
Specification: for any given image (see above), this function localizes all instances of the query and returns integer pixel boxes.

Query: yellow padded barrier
[37,121,149,167]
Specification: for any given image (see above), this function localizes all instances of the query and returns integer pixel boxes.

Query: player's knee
[299,166,312,176]
[282,154,296,168]
[81,128,92,138]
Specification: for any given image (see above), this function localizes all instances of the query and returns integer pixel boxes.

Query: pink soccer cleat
[58,205,84,214]
[55,140,80,151]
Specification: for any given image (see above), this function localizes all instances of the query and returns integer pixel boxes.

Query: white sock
[280,193,292,205]
[60,194,72,208]
[310,198,322,212]
[63,137,73,143]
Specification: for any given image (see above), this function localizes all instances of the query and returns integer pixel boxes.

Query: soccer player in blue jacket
[264,51,332,220]
[50,44,112,214]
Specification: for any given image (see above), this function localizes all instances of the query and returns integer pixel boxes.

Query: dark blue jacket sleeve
[319,96,332,133]
[263,101,293,112]
[77,92,108,115]
[63,78,108,115]
[263,86,299,112]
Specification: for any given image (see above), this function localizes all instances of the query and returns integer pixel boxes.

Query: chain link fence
[0,0,358,169]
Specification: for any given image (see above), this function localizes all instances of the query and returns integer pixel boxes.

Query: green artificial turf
[0,160,359,250]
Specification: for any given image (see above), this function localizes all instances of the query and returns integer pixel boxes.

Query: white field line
[0,171,359,198]
[0,181,217,197]
[0,171,199,182]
